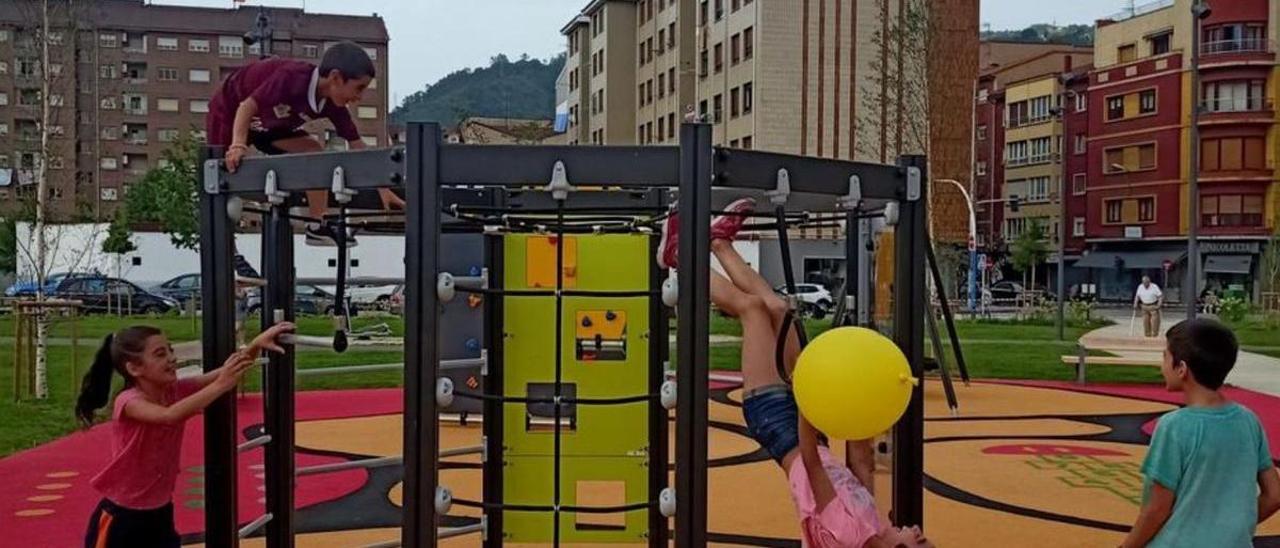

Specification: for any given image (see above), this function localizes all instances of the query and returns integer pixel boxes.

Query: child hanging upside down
[657,197,934,548]
[208,41,404,247]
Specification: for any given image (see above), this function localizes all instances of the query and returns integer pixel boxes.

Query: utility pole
[1187,1,1210,320]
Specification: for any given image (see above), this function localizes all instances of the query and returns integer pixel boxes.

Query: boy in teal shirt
[1122,318,1280,548]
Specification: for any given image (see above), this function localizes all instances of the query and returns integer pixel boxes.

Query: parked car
[774,283,834,319]
[246,284,338,316]
[987,280,1024,302]
[151,273,202,306]
[5,272,80,297]
[52,276,178,315]
[345,283,400,306]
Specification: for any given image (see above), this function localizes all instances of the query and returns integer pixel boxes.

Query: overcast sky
[154,0,1127,106]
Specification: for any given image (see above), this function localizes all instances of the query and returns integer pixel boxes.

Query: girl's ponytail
[74,326,162,426]
[76,334,118,426]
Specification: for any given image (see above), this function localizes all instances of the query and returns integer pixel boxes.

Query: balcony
[1201,38,1273,56]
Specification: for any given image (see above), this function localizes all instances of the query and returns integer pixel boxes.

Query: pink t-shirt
[787,446,883,548]
[90,379,201,510]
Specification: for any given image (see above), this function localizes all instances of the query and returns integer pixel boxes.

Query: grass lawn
[1225,316,1280,356]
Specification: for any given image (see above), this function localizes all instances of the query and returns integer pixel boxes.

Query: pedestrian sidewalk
[1086,310,1280,397]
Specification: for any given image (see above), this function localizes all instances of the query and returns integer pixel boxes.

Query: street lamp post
[939,179,978,312]
[1187,1,1210,320]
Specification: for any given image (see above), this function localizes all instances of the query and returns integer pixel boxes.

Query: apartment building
[0,0,388,220]
[1080,0,1276,302]
[973,43,1093,251]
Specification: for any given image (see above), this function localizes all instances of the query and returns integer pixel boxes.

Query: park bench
[1060,335,1164,384]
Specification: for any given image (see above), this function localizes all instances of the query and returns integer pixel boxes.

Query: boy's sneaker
[305,224,358,248]
[711,198,757,241]
[656,208,679,270]
[233,253,261,279]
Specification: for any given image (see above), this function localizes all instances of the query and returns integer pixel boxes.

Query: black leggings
[84,498,180,548]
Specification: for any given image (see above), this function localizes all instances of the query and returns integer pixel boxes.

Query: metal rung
[280,334,334,348]
[238,513,273,539]
[237,434,272,452]
[360,522,484,548]
[296,446,482,477]
[295,355,486,378]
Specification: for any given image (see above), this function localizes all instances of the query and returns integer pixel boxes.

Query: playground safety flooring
[2,377,1278,547]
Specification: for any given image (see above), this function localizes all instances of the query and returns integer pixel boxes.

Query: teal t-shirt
[1142,402,1274,548]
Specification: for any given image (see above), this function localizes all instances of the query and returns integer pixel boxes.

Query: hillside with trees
[981,23,1094,46]
[392,54,565,127]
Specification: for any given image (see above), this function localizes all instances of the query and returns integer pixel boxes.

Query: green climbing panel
[501,233,654,543]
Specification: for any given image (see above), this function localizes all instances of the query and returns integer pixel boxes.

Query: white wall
[16,224,410,286]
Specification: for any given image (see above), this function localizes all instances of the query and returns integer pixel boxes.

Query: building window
[1106,96,1124,120]
[1072,173,1086,195]
[1028,137,1052,164]
[1007,100,1027,127]
[1025,176,1051,202]
[0,123,7,136]
[699,49,709,78]
[976,161,987,176]
[742,135,753,149]
[101,127,118,140]
[189,69,211,83]
[1117,43,1137,63]
[157,67,179,82]
[658,117,666,143]
[358,106,378,119]
[157,98,179,112]
[658,73,666,98]
[49,94,63,107]
[1005,140,1028,166]
[638,84,645,108]
[669,22,676,48]
[1074,92,1087,112]
[1103,143,1157,173]
[1103,196,1158,225]
[1201,136,1266,171]
[714,42,723,73]
[1074,133,1087,155]
[99,33,119,48]
[1138,90,1156,114]
[1203,80,1265,112]
[976,125,987,140]
[730,87,740,118]
[699,99,708,119]
[191,130,207,143]
[190,100,209,113]
[363,47,378,61]
[715,0,724,20]
[302,44,319,58]
[668,67,676,94]
[744,27,754,59]
[156,37,179,51]
[743,82,753,113]
[189,39,210,53]
[18,89,39,107]
[157,128,179,143]
[1202,194,1264,227]
[1203,23,1268,54]
[1073,217,1085,237]
[700,0,708,25]
[361,136,378,146]
[730,138,739,148]
[668,112,675,139]
[713,94,723,122]
[17,58,38,77]
[100,97,117,110]
[101,157,119,170]
[731,33,741,65]
[218,36,243,58]
[1148,31,1172,55]
[1028,95,1051,123]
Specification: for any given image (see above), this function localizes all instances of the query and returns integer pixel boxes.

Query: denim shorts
[742,384,800,463]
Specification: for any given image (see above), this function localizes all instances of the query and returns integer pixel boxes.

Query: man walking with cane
[1133,276,1164,337]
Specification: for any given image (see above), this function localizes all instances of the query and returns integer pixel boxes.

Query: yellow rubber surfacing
[210,382,1279,546]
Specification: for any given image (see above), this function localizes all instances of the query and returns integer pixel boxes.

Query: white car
[774,283,834,318]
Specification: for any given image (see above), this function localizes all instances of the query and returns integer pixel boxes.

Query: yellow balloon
[792,327,916,440]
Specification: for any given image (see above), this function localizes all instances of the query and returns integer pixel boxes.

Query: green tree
[0,217,15,274]
[1010,220,1050,291]
[1261,221,1280,301]
[122,133,201,251]
[392,53,566,126]
[101,215,136,256]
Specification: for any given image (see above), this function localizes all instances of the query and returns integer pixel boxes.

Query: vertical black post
[263,202,296,547]
[926,244,971,383]
[482,190,505,548]
[891,155,928,528]
[842,210,859,326]
[403,122,442,547]
[647,189,670,548]
[199,146,239,548]
[675,123,712,548]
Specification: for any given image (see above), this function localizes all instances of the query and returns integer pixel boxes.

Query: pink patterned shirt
[787,446,883,548]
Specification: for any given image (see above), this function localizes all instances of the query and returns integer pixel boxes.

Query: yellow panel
[526,236,578,289]
[575,310,627,340]
[1123,92,1139,118]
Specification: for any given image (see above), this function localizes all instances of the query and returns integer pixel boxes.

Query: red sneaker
[711,198,757,241]
[657,208,679,270]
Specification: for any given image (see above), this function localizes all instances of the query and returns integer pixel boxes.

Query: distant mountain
[981,24,1094,47]
[391,54,566,127]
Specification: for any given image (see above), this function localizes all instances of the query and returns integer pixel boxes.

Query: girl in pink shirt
[75,322,293,548]
[659,198,934,548]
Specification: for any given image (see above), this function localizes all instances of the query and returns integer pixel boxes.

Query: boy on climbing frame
[208,40,403,246]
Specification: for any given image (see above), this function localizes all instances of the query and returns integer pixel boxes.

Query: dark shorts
[205,108,308,153]
[742,384,801,463]
[84,498,180,548]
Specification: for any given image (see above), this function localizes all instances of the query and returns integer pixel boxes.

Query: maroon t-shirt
[207,58,359,146]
